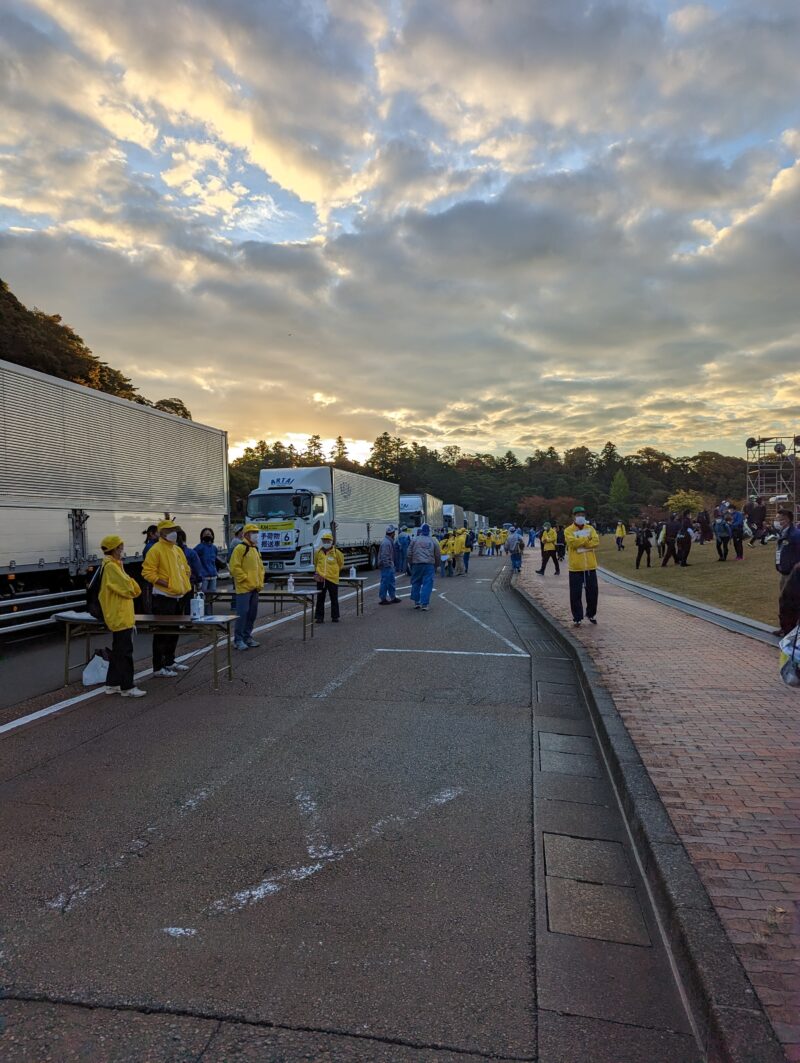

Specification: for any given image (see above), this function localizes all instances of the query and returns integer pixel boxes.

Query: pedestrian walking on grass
[379,525,401,604]
[98,534,146,698]
[615,521,626,551]
[676,510,694,567]
[141,519,192,676]
[565,506,600,626]
[228,523,265,650]
[536,522,560,575]
[729,504,745,560]
[635,523,654,569]
[714,514,732,561]
[407,523,441,611]
[661,513,681,567]
[314,530,344,623]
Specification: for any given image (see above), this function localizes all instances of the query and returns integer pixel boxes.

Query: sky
[1,0,799,463]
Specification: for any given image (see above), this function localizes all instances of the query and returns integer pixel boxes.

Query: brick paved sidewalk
[518,562,800,1061]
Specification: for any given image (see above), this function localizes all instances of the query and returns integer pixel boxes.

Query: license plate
[269,561,284,570]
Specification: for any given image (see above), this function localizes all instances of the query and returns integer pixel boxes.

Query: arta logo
[270,476,295,487]
[339,481,352,499]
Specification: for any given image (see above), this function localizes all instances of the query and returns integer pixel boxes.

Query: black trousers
[635,545,651,569]
[677,537,692,566]
[569,570,598,621]
[152,594,182,669]
[662,541,678,566]
[732,531,744,559]
[316,579,339,621]
[556,544,565,560]
[539,551,560,574]
[716,537,730,560]
[107,628,134,691]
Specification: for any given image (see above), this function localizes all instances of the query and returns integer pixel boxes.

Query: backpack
[85,564,105,621]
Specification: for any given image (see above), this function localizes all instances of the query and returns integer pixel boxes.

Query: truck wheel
[369,545,378,570]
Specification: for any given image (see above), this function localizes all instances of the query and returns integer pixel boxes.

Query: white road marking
[436,594,526,655]
[163,927,197,937]
[1,579,391,738]
[374,648,529,659]
[312,653,374,699]
[293,783,336,859]
[208,786,465,915]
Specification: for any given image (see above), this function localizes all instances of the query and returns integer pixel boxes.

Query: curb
[513,578,786,1063]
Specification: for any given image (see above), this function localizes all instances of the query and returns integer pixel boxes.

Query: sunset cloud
[1,0,798,460]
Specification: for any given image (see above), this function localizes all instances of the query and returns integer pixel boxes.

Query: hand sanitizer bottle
[349,565,356,579]
[287,574,295,592]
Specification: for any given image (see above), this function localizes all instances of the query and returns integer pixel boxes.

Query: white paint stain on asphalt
[163,926,198,937]
[293,783,336,859]
[312,653,374,699]
[208,786,465,916]
[436,594,526,655]
[374,648,529,659]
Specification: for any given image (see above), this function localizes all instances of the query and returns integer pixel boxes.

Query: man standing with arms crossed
[142,519,192,676]
[565,506,600,627]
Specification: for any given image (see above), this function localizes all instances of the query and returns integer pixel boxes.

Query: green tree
[666,489,705,514]
[608,469,631,519]
[330,436,349,464]
[302,434,324,465]
[154,397,192,419]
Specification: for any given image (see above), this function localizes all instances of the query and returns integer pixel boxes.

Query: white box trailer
[464,510,478,532]
[399,492,444,531]
[247,466,399,574]
[443,503,465,529]
[0,359,229,594]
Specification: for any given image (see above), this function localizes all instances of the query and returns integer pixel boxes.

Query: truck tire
[369,545,379,570]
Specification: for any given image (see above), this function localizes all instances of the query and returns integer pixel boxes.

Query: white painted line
[437,594,526,655]
[293,782,336,859]
[374,648,529,659]
[1,579,387,738]
[208,786,464,915]
[163,927,197,938]
[312,653,374,699]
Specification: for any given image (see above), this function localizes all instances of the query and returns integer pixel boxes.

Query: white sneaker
[120,687,147,698]
[104,685,121,695]
[153,668,178,678]
[173,663,190,671]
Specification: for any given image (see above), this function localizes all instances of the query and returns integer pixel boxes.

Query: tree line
[229,432,747,526]
[0,278,192,418]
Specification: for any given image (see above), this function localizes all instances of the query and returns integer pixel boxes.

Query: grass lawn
[596,534,781,627]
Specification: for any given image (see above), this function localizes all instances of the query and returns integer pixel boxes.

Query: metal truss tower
[745,435,799,520]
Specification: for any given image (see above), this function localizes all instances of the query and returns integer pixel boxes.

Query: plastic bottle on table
[287,574,295,592]
[349,565,356,579]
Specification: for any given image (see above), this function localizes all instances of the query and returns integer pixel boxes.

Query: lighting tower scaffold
[745,435,799,520]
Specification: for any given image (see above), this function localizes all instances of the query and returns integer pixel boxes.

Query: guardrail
[0,589,87,636]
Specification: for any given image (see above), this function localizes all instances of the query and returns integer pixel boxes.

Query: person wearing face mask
[228,523,265,649]
[141,519,192,676]
[194,527,218,615]
[565,505,600,626]
[98,535,146,698]
[537,522,560,575]
[314,530,344,623]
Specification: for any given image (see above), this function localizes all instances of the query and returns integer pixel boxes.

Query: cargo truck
[246,467,399,574]
[0,359,230,610]
[443,503,465,529]
[399,492,444,531]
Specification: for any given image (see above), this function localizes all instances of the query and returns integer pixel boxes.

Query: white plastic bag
[82,652,109,687]
[779,626,800,689]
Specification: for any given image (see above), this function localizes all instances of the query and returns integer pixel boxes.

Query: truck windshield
[248,493,310,520]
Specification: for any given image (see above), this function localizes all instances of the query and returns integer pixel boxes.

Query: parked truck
[443,503,466,530]
[0,359,230,627]
[399,492,444,531]
[246,467,399,574]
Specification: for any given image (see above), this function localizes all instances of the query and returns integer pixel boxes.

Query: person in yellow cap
[314,531,344,623]
[98,535,146,697]
[228,522,265,649]
[141,519,192,676]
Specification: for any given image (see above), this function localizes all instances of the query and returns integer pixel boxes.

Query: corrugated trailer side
[425,493,444,530]
[331,468,399,535]
[0,359,229,584]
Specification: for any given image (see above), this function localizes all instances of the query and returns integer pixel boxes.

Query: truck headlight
[300,551,312,563]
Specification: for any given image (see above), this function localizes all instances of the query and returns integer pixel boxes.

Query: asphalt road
[0,559,700,1062]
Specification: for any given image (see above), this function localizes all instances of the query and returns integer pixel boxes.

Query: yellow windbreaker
[615,523,627,538]
[314,547,344,584]
[565,523,600,572]
[452,532,466,555]
[541,528,557,552]
[141,540,191,597]
[229,542,265,593]
[99,557,141,631]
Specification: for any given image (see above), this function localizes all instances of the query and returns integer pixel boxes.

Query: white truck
[464,510,477,532]
[0,359,230,603]
[399,492,444,531]
[246,466,399,574]
[443,503,465,530]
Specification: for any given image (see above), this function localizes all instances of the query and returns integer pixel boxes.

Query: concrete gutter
[513,578,786,1063]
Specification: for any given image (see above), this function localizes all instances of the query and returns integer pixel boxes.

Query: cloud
[1,0,799,462]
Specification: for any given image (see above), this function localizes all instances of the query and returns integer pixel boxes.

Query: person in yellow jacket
[452,528,466,575]
[314,530,344,623]
[98,534,145,697]
[565,506,600,626]
[536,522,560,576]
[477,530,486,556]
[229,522,266,649]
[142,518,192,676]
[615,521,627,551]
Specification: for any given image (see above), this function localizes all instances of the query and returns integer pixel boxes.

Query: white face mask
[323,544,332,551]
[574,516,586,526]
[247,533,258,544]
[165,531,178,542]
